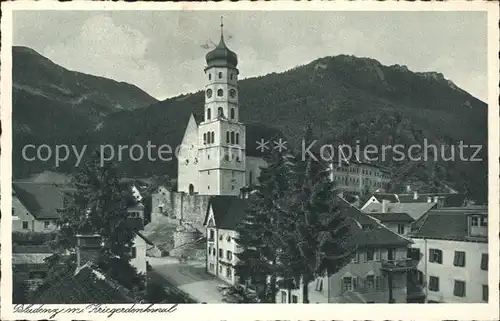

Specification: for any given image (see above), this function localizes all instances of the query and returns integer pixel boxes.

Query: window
[219,235,223,241]
[226,236,231,242]
[366,248,374,262]
[206,89,213,98]
[366,275,375,289]
[453,280,466,297]
[44,221,50,228]
[249,171,253,186]
[226,132,230,143]
[217,89,223,97]
[209,73,212,80]
[482,285,488,302]
[22,221,28,230]
[130,247,137,259]
[203,133,207,144]
[375,276,381,290]
[480,216,487,227]
[281,291,287,303]
[342,277,352,291]
[291,295,298,303]
[226,267,231,278]
[207,108,211,120]
[230,73,233,80]
[231,185,235,190]
[453,251,466,267]
[315,279,323,291]
[471,216,479,226]
[352,252,359,263]
[209,229,214,240]
[231,132,235,144]
[429,249,443,264]
[236,133,239,144]
[219,249,223,257]
[218,72,222,79]
[210,263,214,271]
[219,265,223,274]
[211,131,214,143]
[230,108,235,119]
[481,253,488,270]
[397,224,405,234]
[226,251,233,261]
[429,276,439,291]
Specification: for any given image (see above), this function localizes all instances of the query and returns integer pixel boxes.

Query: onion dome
[205,18,238,68]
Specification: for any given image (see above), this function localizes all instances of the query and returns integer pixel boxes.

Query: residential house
[276,199,416,303]
[12,182,74,233]
[203,195,418,303]
[361,191,467,211]
[362,201,436,226]
[408,206,488,303]
[204,196,245,285]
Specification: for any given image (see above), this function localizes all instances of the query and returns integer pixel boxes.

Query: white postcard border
[1,1,499,320]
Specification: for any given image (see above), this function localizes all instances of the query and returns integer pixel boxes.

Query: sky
[13,10,488,101]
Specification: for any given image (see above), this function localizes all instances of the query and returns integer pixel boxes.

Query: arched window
[208,73,212,80]
[230,73,233,80]
[230,108,235,120]
[217,89,223,97]
[226,132,230,144]
[189,184,194,195]
[218,72,223,79]
[236,133,240,144]
[231,131,235,144]
[211,131,215,143]
[203,133,207,145]
[207,108,211,120]
[218,107,224,117]
[206,132,210,144]
[249,171,253,186]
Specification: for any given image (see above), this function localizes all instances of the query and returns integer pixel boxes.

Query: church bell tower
[197,18,246,196]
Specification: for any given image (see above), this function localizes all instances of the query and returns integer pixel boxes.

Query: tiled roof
[397,193,466,207]
[34,263,136,304]
[362,202,436,221]
[12,182,75,220]
[368,212,414,223]
[206,196,248,230]
[408,206,488,242]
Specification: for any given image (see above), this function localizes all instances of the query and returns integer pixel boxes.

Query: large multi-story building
[408,206,488,303]
[329,161,391,197]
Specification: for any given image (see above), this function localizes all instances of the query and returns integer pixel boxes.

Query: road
[148,257,226,303]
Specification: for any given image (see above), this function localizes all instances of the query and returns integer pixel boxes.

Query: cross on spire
[220,16,224,39]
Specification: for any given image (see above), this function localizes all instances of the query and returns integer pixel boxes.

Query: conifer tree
[279,126,355,303]
[43,149,145,293]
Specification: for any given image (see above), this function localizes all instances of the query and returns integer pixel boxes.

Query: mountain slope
[12,49,488,203]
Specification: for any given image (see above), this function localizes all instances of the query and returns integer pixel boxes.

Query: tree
[43,149,145,294]
[281,154,355,303]
[234,148,295,303]
[277,126,355,303]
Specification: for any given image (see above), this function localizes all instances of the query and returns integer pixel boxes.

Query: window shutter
[481,253,488,270]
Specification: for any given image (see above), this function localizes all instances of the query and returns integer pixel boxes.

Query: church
[177,22,281,196]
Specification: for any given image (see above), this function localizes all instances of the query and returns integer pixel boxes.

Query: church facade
[177,24,278,196]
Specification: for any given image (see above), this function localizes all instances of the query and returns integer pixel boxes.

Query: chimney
[381,199,389,213]
[413,191,418,200]
[76,234,102,269]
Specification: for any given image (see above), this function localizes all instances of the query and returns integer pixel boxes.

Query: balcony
[380,258,418,272]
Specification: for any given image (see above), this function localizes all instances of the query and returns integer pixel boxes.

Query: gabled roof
[339,199,412,248]
[362,202,436,221]
[34,262,136,304]
[371,193,399,203]
[367,212,414,223]
[135,231,154,246]
[12,182,75,220]
[204,196,248,230]
[409,206,488,243]
[397,193,466,207]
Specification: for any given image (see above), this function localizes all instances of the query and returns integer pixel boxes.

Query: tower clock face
[229,89,236,98]
[206,89,213,98]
